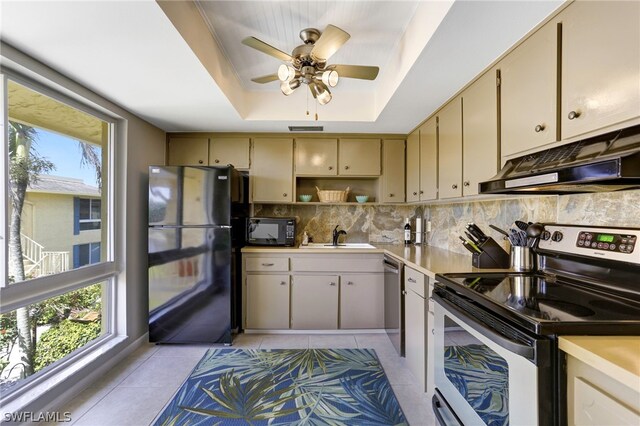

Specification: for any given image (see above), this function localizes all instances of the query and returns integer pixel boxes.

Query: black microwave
[246,217,296,246]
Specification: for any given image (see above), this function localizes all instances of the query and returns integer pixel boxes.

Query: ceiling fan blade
[311,25,350,62]
[330,64,380,80]
[251,74,280,84]
[241,36,292,62]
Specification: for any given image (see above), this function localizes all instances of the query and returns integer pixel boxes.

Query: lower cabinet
[291,275,339,329]
[404,266,428,392]
[340,273,384,329]
[246,274,290,329]
[566,354,640,425]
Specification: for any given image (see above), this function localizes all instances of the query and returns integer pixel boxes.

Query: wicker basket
[316,186,350,203]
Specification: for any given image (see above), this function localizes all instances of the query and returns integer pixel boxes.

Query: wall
[255,189,640,255]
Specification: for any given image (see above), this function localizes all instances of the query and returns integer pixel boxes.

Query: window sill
[0,334,129,417]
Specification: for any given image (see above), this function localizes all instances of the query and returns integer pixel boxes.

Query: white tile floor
[57,334,436,425]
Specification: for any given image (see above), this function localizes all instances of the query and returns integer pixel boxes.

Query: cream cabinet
[437,98,463,199]
[419,117,438,201]
[462,69,499,196]
[339,139,381,176]
[566,354,640,426]
[291,275,339,329]
[560,1,640,140]
[340,273,384,329]
[500,21,557,159]
[406,130,421,202]
[246,274,290,329]
[404,266,428,392]
[381,139,405,203]
[295,138,338,176]
[251,138,293,203]
[167,137,209,166]
[209,137,250,169]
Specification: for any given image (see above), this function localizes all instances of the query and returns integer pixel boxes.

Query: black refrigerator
[148,165,247,344]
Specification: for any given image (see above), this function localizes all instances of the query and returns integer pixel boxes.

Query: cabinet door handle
[451,184,458,190]
[344,165,350,170]
[280,281,287,285]
[214,159,220,163]
[261,263,274,266]
[328,166,333,170]
[408,277,417,283]
[347,281,354,285]
[413,191,418,196]
[534,124,545,133]
[389,193,394,197]
[419,190,424,194]
[330,282,336,286]
[402,290,408,296]
[463,181,470,187]
[198,160,204,164]
[283,193,288,197]
[568,110,581,120]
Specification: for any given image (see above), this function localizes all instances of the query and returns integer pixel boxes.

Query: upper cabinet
[251,138,293,203]
[462,69,499,196]
[382,139,405,203]
[560,1,640,140]
[167,137,209,166]
[437,98,463,199]
[295,138,338,176]
[339,139,381,176]
[500,21,557,160]
[419,118,438,201]
[406,130,421,202]
[209,137,250,169]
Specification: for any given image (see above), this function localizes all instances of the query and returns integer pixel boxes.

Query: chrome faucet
[332,225,347,246]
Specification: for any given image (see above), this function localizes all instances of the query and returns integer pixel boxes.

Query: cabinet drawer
[245,257,289,272]
[291,257,383,273]
[405,266,426,297]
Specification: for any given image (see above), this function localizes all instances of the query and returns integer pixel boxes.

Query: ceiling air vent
[288,126,324,132]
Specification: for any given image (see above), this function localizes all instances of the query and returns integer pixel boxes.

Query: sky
[32,128,101,187]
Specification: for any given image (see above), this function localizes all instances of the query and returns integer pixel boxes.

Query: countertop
[243,243,508,279]
[559,336,640,391]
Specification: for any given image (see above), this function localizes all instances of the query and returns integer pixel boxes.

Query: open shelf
[296,177,379,203]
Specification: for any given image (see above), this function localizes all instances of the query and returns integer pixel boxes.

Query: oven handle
[432,389,463,426]
[433,293,535,361]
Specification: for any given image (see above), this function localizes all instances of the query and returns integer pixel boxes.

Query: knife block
[472,237,511,269]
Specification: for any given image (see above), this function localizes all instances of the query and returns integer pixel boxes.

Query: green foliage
[34,320,101,372]
[34,284,102,325]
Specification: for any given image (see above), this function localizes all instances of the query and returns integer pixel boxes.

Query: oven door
[432,292,552,426]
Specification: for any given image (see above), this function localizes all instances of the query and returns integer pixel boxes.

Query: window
[74,242,101,268]
[76,198,101,232]
[1,75,115,398]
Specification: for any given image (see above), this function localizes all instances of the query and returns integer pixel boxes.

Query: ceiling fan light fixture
[312,82,332,105]
[280,79,301,95]
[278,64,297,82]
[321,70,339,87]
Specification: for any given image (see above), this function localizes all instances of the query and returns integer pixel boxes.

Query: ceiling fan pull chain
[306,87,310,116]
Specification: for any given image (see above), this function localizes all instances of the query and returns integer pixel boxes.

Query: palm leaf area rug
[153,348,408,426]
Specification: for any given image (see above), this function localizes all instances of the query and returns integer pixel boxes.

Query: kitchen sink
[299,243,377,249]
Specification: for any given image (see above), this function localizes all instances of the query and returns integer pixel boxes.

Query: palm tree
[7,120,101,377]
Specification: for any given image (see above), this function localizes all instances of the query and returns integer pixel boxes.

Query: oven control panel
[576,231,636,254]
[538,225,640,265]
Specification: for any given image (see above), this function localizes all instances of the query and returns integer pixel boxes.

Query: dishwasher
[383,255,404,356]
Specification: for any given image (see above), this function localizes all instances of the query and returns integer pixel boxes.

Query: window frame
[77,198,102,232]
[0,65,120,401]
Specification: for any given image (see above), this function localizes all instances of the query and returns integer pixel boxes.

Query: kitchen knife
[459,235,482,253]
[460,241,479,254]
[466,223,488,243]
[465,230,480,245]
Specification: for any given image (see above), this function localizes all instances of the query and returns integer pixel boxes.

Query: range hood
[479,125,640,194]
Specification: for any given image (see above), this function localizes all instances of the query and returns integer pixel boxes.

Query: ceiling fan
[242,25,379,105]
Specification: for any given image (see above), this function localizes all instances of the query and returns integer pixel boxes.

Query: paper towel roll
[415,217,422,244]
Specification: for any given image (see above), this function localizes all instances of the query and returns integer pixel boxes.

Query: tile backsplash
[255,189,640,255]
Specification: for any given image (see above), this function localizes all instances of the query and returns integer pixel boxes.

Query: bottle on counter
[404,218,411,245]
[301,231,309,246]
